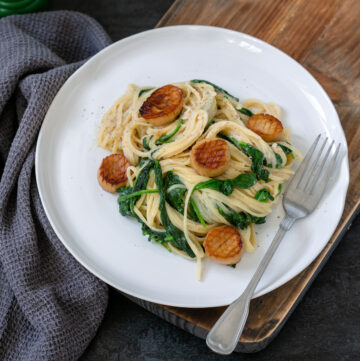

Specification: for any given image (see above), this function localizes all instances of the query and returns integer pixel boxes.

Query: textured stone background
[49,1,360,360]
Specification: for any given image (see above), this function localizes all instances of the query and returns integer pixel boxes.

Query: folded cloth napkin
[0,11,112,361]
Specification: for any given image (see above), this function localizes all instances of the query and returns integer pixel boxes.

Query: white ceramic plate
[35,26,349,308]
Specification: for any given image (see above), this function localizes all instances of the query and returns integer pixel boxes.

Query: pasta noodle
[97,81,301,279]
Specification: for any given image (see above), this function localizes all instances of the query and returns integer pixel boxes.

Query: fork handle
[206,215,296,355]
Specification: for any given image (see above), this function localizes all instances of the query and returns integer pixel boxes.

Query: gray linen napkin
[0,11,112,361]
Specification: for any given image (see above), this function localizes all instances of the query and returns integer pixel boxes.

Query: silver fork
[206,134,341,355]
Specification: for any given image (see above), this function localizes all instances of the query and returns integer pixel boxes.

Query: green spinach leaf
[117,159,155,217]
[237,107,254,117]
[154,161,195,258]
[217,204,266,229]
[277,143,294,158]
[117,189,158,201]
[217,204,250,229]
[190,197,206,228]
[164,171,199,222]
[129,160,155,213]
[164,171,187,214]
[150,148,158,158]
[193,173,256,197]
[238,142,270,181]
[141,223,167,244]
[142,137,150,150]
[275,153,283,169]
[219,134,270,182]
[204,119,215,133]
[138,88,154,97]
[156,118,184,145]
[193,179,232,196]
[250,215,267,224]
[137,157,150,168]
[254,188,274,202]
[117,187,134,217]
[232,173,258,189]
[117,159,190,255]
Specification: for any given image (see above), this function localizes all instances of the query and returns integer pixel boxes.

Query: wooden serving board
[128,0,360,352]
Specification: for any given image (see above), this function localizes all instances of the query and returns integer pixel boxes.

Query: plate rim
[35,25,349,308]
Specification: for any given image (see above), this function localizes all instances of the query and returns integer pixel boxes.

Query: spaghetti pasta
[97,80,301,279]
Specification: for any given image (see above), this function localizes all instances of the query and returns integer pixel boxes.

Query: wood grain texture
[146,0,360,352]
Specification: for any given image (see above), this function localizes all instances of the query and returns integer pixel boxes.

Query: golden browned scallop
[98,154,129,193]
[248,113,283,142]
[190,138,231,177]
[139,84,183,126]
[204,225,243,265]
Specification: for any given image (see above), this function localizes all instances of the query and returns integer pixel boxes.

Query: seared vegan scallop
[248,113,283,142]
[98,154,129,193]
[139,84,183,126]
[190,138,231,177]
[204,225,243,265]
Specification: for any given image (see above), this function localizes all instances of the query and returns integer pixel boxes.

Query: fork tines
[294,134,341,195]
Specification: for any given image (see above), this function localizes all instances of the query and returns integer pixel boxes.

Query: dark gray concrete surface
[49,1,360,360]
